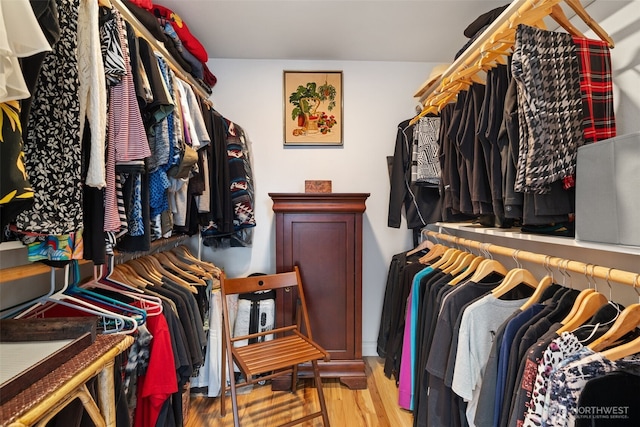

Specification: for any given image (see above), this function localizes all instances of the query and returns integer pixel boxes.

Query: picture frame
[283,70,343,146]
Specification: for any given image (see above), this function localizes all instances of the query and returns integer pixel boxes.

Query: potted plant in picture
[289,82,318,128]
[317,80,337,112]
[288,79,337,135]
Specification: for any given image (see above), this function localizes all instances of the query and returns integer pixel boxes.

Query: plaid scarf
[563,37,616,189]
[573,36,616,143]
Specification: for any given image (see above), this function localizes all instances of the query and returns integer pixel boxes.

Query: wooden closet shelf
[110,0,212,103]
[0,260,91,285]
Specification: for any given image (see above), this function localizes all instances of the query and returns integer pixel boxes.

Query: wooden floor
[185,357,413,427]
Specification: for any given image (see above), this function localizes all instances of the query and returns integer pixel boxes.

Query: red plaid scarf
[564,36,616,190]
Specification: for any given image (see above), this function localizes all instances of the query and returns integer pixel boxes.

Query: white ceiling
[155,0,631,63]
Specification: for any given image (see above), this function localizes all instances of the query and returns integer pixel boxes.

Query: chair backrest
[220,266,315,341]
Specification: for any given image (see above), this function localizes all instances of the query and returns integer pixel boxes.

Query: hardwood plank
[186,357,412,427]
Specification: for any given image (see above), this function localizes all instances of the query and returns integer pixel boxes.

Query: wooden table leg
[96,360,116,427]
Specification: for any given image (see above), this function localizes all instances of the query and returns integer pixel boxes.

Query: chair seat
[234,335,328,377]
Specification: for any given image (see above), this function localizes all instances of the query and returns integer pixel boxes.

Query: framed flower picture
[283,70,343,146]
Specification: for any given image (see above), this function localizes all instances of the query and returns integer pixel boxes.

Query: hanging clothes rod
[113,234,190,265]
[424,230,640,288]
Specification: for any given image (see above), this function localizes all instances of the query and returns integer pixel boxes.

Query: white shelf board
[427,222,640,256]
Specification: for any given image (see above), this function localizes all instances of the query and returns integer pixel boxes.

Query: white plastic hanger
[14,262,139,334]
[83,264,163,317]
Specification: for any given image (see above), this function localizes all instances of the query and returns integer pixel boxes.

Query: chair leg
[226,354,240,427]
[291,364,298,392]
[220,330,227,417]
[311,360,330,427]
[221,326,240,427]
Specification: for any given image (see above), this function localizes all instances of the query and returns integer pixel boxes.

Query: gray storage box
[575,132,640,246]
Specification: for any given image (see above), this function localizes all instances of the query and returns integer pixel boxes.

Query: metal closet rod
[424,230,640,288]
[113,234,190,265]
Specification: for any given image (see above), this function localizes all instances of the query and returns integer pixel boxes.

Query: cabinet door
[277,213,355,360]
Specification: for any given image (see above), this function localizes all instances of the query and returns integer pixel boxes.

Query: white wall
[196,59,428,355]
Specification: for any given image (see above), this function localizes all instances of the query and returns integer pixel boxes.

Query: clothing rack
[110,0,212,103]
[411,0,613,124]
[112,234,190,265]
[424,230,640,288]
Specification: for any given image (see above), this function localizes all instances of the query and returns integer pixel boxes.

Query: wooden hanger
[429,86,456,105]
[418,243,446,264]
[112,264,153,288]
[521,255,555,310]
[434,91,459,111]
[588,303,640,352]
[142,255,199,293]
[445,80,473,94]
[428,248,461,270]
[488,1,554,47]
[478,46,512,69]
[558,288,594,324]
[601,335,640,361]
[508,3,555,30]
[557,290,608,333]
[163,249,213,280]
[90,258,147,293]
[449,65,487,87]
[448,255,485,286]
[126,259,164,286]
[417,103,440,118]
[555,259,592,329]
[564,0,615,47]
[491,267,538,299]
[440,251,467,274]
[444,252,476,276]
[406,239,434,257]
[162,249,207,274]
[154,252,207,285]
[550,4,586,38]
[172,245,220,275]
[467,258,508,283]
[98,0,112,7]
[416,0,615,122]
[599,274,640,359]
[520,275,554,310]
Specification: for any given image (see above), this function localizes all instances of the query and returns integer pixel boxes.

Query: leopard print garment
[522,331,584,427]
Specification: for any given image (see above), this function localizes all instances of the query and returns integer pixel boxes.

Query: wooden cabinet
[269,193,369,389]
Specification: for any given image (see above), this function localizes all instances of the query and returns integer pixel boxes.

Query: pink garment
[398,290,413,410]
[105,10,151,231]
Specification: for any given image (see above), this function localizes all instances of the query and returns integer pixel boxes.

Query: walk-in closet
[1,0,639,426]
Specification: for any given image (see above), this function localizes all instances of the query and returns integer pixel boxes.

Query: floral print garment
[16,0,83,235]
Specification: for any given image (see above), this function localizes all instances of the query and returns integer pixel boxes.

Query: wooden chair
[219,266,331,427]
